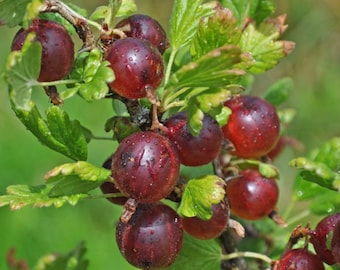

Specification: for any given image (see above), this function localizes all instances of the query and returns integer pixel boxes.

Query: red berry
[276,248,325,270]
[226,169,279,220]
[116,202,183,269]
[11,19,74,82]
[331,220,340,264]
[105,37,164,99]
[164,112,223,166]
[222,95,280,159]
[111,131,180,203]
[310,212,340,265]
[115,14,168,54]
[182,199,229,240]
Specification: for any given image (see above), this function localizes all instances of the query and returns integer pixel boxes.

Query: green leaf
[220,0,275,25]
[190,6,241,60]
[291,138,340,216]
[309,191,340,215]
[263,77,293,106]
[293,174,327,201]
[170,45,249,89]
[90,0,136,22]
[105,116,140,142]
[309,137,340,170]
[290,157,340,191]
[186,88,232,135]
[258,162,279,178]
[0,0,31,27]
[178,175,225,220]
[0,184,88,210]
[11,102,88,161]
[116,0,136,17]
[48,175,103,197]
[238,23,284,74]
[89,6,108,21]
[249,0,275,25]
[290,138,340,191]
[67,49,114,101]
[168,233,221,270]
[46,106,88,160]
[5,33,41,110]
[34,241,89,270]
[45,161,112,183]
[23,0,44,28]
[170,0,217,49]
[44,161,111,197]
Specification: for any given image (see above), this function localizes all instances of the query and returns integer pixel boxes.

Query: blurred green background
[1,0,340,269]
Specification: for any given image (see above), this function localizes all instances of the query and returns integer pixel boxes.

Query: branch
[40,0,97,51]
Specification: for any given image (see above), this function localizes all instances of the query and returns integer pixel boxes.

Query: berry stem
[164,48,178,86]
[37,79,80,87]
[41,0,99,51]
[221,251,273,265]
[86,192,126,200]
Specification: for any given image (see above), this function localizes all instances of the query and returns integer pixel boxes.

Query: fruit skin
[276,248,325,270]
[115,14,168,54]
[105,37,164,99]
[164,112,223,166]
[331,220,340,264]
[182,199,229,240]
[11,19,74,82]
[225,169,279,220]
[222,95,280,159]
[310,212,340,265]
[116,202,183,269]
[111,131,180,203]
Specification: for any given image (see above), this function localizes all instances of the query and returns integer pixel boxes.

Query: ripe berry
[111,131,180,203]
[11,19,74,82]
[310,212,340,265]
[105,37,164,99]
[115,14,168,54]
[225,169,279,220]
[222,95,280,159]
[164,112,223,166]
[276,248,325,270]
[116,202,183,269]
[331,220,340,264]
[182,199,229,240]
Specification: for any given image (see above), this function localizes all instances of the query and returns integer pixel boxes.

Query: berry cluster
[274,212,340,269]
[9,9,291,270]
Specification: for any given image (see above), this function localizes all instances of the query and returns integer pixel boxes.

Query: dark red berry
[164,112,223,166]
[182,199,229,240]
[310,212,340,265]
[116,202,183,269]
[11,19,74,82]
[222,95,280,159]
[226,169,279,220]
[115,14,168,54]
[111,131,180,203]
[331,220,340,264]
[276,248,325,270]
[105,37,164,99]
